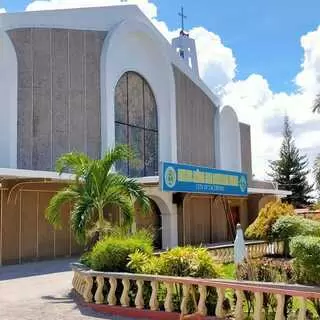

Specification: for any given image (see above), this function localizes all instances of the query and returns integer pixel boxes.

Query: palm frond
[55,151,92,178]
[70,195,96,244]
[106,194,135,226]
[314,155,320,194]
[46,188,78,228]
[312,94,320,113]
[107,175,151,214]
[101,144,133,173]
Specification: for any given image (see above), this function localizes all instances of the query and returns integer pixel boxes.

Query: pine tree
[269,116,313,208]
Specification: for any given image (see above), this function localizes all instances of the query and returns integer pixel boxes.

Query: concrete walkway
[0,259,137,320]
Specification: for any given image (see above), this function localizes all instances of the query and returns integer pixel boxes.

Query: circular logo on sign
[239,175,247,193]
[165,166,177,189]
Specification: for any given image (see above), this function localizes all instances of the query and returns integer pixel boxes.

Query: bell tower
[172,7,199,77]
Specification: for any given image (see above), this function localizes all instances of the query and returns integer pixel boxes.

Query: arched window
[115,72,158,177]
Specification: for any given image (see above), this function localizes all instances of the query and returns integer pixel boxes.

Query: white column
[161,211,178,249]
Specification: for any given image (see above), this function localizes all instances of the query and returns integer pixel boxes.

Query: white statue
[234,223,247,264]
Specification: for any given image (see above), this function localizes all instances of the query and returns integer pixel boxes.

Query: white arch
[219,105,242,172]
[144,185,178,249]
[0,30,17,168]
[100,18,177,164]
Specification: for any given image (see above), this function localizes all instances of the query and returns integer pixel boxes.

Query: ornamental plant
[128,246,223,316]
[290,235,320,285]
[245,201,294,240]
[271,215,320,256]
[86,229,153,272]
[45,145,150,245]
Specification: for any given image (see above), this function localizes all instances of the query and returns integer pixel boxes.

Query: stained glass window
[115,72,158,177]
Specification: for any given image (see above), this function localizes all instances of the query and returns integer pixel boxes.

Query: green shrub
[157,246,221,278]
[245,201,294,240]
[237,258,294,283]
[127,251,159,274]
[88,230,153,272]
[128,246,223,316]
[272,215,320,240]
[271,216,320,257]
[129,246,222,278]
[237,258,294,317]
[290,236,320,285]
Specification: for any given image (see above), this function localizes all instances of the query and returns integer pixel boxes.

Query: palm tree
[312,94,320,113]
[314,155,320,198]
[46,145,151,244]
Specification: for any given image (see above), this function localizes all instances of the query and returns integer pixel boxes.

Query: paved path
[0,259,137,320]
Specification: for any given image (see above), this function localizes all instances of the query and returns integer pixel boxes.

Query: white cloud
[0,8,6,13]
[295,26,320,95]
[23,0,320,187]
[190,27,236,93]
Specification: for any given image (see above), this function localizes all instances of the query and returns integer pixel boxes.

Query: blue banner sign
[161,162,248,196]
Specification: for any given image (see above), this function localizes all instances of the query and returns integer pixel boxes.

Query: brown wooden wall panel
[247,194,261,225]
[38,192,55,258]
[177,203,184,245]
[173,66,216,167]
[190,198,211,245]
[54,203,70,257]
[2,190,20,264]
[20,191,37,261]
[183,196,211,245]
[211,197,228,242]
[182,195,231,245]
[0,181,85,265]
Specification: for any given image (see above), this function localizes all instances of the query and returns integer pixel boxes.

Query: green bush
[128,246,223,316]
[271,216,320,257]
[290,236,320,285]
[272,215,320,240]
[129,246,221,278]
[88,230,153,272]
[158,246,221,278]
[237,258,294,317]
[245,201,294,240]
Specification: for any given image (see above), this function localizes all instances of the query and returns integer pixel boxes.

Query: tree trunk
[98,206,105,240]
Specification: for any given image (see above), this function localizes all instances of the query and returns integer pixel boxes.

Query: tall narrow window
[115,72,158,177]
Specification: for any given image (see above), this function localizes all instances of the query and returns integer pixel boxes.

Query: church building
[0,5,290,264]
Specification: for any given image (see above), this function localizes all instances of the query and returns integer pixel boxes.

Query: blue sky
[154,0,320,94]
[2,0,320,93]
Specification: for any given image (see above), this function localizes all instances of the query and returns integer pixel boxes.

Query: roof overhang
[247,187,292,197]
[0,169,292,197]
[0,168,73,181]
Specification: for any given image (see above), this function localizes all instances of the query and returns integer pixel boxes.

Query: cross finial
[178,6,187,31]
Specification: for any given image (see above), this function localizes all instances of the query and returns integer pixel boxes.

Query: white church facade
[0,5,289,264]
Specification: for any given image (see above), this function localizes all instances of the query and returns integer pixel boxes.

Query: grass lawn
[221,263,236,279]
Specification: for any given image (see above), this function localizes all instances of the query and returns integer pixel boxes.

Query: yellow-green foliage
[128,246,222,278]
[245,201,294,240]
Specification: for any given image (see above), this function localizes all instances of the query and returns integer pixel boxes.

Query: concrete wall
[219,106,242,172]
[240,122,252,183]
[0,29,17,168]
[101,19,177,164]
[173,66,216,167]
[8,28,106,171]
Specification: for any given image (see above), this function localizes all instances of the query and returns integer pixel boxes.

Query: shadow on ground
[42,290,138,320]
[0,257,78,281]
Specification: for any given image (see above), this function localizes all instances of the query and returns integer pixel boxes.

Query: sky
[1,0,320,185]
